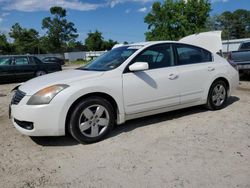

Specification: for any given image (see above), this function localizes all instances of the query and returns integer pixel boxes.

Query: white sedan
[10,32,239,144]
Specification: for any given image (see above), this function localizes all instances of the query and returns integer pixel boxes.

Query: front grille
[11,89,26,105]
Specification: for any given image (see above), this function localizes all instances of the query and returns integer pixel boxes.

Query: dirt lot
[0,81,249,188]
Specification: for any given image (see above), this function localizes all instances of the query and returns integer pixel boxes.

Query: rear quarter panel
[202,54,239,101]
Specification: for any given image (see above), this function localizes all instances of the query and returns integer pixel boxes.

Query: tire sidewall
[36,71,46,77]
[69,97,115,144]
[208,80,228,110]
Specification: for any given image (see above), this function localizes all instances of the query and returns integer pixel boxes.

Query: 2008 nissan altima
[10,31,239,144]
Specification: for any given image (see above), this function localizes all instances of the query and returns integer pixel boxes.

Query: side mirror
[129,62,149,72]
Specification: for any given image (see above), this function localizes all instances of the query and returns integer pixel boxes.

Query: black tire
[35,70,46,77]
[206,80,228,110]
[68,97,115,144]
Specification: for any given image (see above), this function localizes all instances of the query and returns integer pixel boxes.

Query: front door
[122,44,180,115]
[0,57,15,84]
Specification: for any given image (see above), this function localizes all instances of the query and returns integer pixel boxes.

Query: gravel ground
[0,81,249,188]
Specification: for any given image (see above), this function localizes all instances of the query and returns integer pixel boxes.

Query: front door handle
[208,67,215,71]
[168,74,178,80]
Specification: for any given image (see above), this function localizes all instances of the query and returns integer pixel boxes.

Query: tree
[102,39,118,50]
[144,0,211,41]
[85,31,104,51]
[85,30,118,51]
[9,23,40,54]
[42,6,78,53]
[0,33,11,54]
[205,15,221,31]
[67,41,87,52]
[217,9,250,39]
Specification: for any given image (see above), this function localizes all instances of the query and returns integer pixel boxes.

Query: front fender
[53,84,124,135]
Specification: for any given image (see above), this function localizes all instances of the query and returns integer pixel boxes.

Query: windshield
[78,46,138,71]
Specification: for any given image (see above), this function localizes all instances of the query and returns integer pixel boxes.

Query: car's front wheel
[68,97,115,144]
[206,80,228,110]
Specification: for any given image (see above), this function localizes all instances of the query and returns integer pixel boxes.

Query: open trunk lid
[179,31,222,54]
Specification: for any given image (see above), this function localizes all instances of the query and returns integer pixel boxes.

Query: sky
[0,0,249,43]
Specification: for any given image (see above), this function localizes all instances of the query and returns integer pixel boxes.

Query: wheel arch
[206,76,230,103]
[210,77,230,92]
[65,92,119,134]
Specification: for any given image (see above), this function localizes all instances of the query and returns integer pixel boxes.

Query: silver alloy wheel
[212,84,226,106]
[78,105,110,138]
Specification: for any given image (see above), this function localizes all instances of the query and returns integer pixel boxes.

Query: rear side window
[15,57,29,65]
[176,44,212,65]
[132,44,174,69]
[32,57,43,64]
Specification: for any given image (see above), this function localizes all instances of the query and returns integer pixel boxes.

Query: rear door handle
[208,67,215,71]
[168,74,178,80]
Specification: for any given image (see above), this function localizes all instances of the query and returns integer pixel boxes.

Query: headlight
[27,84,69,105]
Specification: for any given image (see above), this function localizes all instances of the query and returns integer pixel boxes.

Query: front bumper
[10,96,65,136]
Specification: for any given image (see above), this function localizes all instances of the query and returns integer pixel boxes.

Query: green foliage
[102,39,118,50]
[0,33,12,54]
[144,0,211,41]
[2,4,250,55]
[67,41,87,52]
[9,23,40,54]
[208,9,250,40]
[85,31,118,51]
[85,31,104,51]
[42,6,78,53]
[66,60,89,65]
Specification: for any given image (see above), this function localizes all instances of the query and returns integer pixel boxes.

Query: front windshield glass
[78,46,138,71]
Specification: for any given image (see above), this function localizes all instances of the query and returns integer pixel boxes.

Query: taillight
[228,59,238,71]
[227,52,232,61]
[226,52,238,70]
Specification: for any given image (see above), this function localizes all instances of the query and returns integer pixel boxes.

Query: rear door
[174,44,214,104]
[14,56,37,81]
[33,56,62,73]
[0,57,15,83]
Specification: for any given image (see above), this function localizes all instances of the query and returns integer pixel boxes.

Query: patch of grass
[66,60,89,65]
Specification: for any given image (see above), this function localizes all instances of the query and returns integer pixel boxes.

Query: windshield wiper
[77,67,106,71]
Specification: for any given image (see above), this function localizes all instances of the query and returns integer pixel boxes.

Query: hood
[19,69,104,95]
[179,31,222,53]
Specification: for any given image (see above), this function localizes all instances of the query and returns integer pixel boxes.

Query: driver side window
[132,44,174,70]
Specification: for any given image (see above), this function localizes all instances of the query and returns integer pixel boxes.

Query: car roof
[115,31,222,54]
[112,41,178,50]
[44,57,60,58]
[130,41,176,46]
[0,55,34,58]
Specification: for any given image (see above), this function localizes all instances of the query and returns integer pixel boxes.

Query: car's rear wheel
[36,71,46,77]
[68,97,115,144]
[206,80,228,110]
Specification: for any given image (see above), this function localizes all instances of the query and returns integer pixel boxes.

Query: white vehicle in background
[10,31,239,144]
